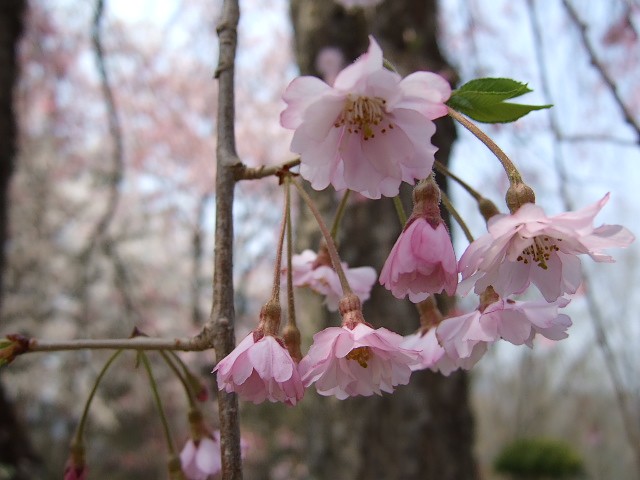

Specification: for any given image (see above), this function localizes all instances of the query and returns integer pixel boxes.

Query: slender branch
[160,351,196,407]
[447,106,524,185]
[562,0,640,144]
[440,190,474,243]
[24,335,210,353]
[291,177,353,295]
[235,158,301,181]
[209,0,243,477]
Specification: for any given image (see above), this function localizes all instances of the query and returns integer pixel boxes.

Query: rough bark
[290,1,478,478]
[0,1,42,479]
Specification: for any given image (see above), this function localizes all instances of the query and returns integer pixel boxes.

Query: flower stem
[393,196,408,226]
[270,181,291,301]
[291,177,353,295]
[139,352,177,456]
[447,106,523,185]
[330,190,351,240]
[74,349,123,446]
[440,190,474,243]
[159,350,196,408]
[433,160,483,202]
[285,178,297,329]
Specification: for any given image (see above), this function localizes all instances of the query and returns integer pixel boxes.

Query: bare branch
[208,0,243,478]
[235,158,301,181]
[25,335,210,353]
[562,0,640,144]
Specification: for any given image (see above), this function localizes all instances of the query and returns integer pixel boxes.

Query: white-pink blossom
[180,433,221,480]
[286,249,377,311]
[213,333,305,406]
[459,194,634,301]
[380,218,457,302]
[299,323,420,399]
[281,36,451,199]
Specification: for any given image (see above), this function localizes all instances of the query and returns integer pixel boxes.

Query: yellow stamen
[346,346,371,368]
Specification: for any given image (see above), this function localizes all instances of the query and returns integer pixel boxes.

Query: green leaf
[447,77,552,123]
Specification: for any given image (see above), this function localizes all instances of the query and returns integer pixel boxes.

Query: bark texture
[289,1,478,478]
[0,1,41,479]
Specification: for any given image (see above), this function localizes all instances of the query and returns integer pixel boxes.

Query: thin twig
[562,0,640,143]
[25,335,210,353]
[235,158,301,181]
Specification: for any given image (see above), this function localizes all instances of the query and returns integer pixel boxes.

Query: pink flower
[213,333,305,406]
[64,464,87,480]
[298,322,420,399]
[281,36,451,199]
[286,249,377,311]
[180,433,222,480]
[480,298,572,347]
[459,194,634,301]
[401,328,448,371]
[436,294,572,370]
[380,218,457,302]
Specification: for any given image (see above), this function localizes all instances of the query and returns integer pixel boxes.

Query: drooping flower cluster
[213,36,636,406]
[281,36,451,199]
[285,247,377,310]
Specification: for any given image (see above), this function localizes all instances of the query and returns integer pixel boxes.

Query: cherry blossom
[299,294,419,399]
[436,291,572,372]
[380,218,457,302]
[180,433,222,480]
[213,332,305,406]
[299,322,420,399]
[281,36,451,199]
[459,194,635,301]
[286,249,377,311]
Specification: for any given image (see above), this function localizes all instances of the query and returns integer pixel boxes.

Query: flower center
[334,96,391,141]
[517,236,561,270]
[346,346,371,368]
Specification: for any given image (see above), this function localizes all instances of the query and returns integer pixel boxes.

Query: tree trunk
[289,1,478,478]
[0,2,41,479]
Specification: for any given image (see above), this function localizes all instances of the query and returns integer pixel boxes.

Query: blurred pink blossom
[299,322,419,399]
[286,249,376,311]
[315,47,345,86]
[380,218,457,302]
[459,193,634,302]
[180,433,222,480]
[63,462,87,480]
[214,333,305,406]
[334,0,384,8]
[281,36,450,199]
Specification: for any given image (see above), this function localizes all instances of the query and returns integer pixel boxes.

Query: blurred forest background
[1,0,639,479]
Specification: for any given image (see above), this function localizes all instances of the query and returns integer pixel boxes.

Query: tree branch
[208,0,243,478]
[234,158,300,181]
[562,0,640,144]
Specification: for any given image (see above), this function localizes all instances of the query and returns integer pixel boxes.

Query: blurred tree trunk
[0,1,40,479]
[290,1,478,479]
